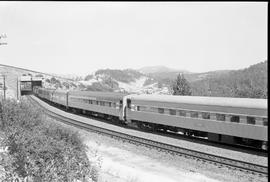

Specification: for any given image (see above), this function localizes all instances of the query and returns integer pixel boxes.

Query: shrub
[0,99,98,182]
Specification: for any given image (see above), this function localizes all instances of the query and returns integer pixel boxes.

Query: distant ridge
[138,65,189,74]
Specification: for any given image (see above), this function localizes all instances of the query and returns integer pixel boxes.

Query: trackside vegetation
[0,99,99,182]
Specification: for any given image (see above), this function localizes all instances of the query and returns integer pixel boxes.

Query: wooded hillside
[190,61,267,98]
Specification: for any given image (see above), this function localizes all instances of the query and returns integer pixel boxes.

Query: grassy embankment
[0,98,99,182]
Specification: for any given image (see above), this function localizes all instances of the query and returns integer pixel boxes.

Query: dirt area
[84,135,220,182]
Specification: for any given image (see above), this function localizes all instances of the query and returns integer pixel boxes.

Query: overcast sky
[0,2,267,75]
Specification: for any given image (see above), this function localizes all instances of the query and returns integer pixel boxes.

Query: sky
[0,2,267,76]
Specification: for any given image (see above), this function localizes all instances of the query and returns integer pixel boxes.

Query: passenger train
[33,87,268,150]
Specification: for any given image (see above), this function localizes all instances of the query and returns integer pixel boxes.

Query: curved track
[27,96,268,177]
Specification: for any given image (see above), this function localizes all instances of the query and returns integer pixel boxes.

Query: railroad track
[27,96,268,177]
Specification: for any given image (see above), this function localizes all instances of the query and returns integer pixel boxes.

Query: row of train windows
[70,98,120,108]
[54,95,65,100]
[136,106,267,126]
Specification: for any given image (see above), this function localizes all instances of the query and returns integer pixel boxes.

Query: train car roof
[68,90,128,100]
[38,87,56,91]
[128,94,267,109]
[54,89,68,94]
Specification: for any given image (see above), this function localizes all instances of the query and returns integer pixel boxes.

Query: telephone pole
[0,73,7,100]
[3,74,6,100]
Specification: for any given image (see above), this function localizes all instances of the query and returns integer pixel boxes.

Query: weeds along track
[27,96,268,177]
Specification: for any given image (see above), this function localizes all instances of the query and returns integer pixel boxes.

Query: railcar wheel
[262,141,268,150]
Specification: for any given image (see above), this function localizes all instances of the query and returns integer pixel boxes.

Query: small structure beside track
[20,76,42,95]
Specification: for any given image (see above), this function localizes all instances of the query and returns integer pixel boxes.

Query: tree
[172,73,192,95]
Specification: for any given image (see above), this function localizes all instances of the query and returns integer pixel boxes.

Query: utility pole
[3,74,6,100]
[17,77,19,101]
[0,74,6,100]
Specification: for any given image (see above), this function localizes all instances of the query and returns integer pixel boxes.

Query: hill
[190,61,267,98]
[80,69,169,94]
[138,65,189,74]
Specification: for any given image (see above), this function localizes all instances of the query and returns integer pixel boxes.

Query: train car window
[127,99,131,109]
[190,111,198,118]
[230,116,239,123]
[247,117,255,125]
[216,114,225,121]
[148,107,156,113]
[158,108,164,114]
[138,106,147,111]
[89,100,93,104]
[108,102,111,107]
[137,106,140,111]
[263,118,268,126]
[202,112,210,119]
[119,100,123,109]
[169,109,176,115]
[131,104,136,111]
[179,110,186,117]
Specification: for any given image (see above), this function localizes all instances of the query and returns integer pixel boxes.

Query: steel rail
[27,96,268,177]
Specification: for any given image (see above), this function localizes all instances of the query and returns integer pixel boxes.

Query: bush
[0,99,98,182]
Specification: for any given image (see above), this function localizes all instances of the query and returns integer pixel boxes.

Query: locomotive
[33,87,268,150]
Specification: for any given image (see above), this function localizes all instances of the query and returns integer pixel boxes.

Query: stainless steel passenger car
[52,89,68,107]
[125,94,268,147]
[68,91,128,119]
[36,87,55,102]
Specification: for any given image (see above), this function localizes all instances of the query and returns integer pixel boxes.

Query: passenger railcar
[68,91,128,121]
[51,89,68,107]
[124,94,268,149]
[36,87,55,102]
[34,87,268,150]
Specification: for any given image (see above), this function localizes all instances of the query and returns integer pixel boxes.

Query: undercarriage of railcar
[128,120,268,151]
